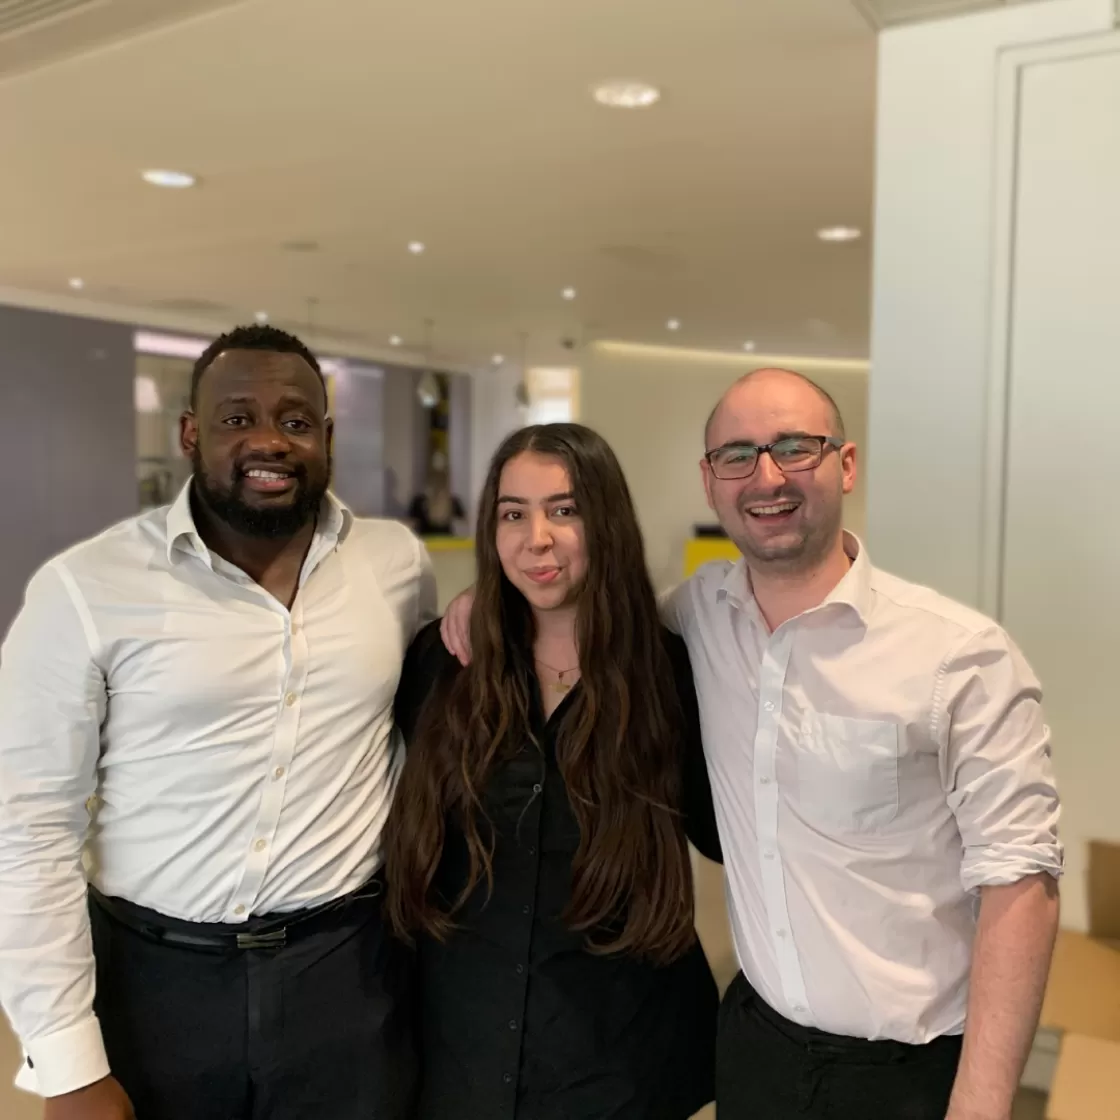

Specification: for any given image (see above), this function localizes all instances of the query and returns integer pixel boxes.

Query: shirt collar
[165,480,353,565]
[715,531,872,625]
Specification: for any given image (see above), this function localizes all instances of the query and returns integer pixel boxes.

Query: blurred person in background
[408,448,466,536]
[0,325,434,1120]
[443,370,1062,1120]
[385,423,721,1120]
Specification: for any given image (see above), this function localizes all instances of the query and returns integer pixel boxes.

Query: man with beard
[440,367,1063,1120]
[0,325,435,1120]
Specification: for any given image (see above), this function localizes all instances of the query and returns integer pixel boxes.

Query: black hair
[190,324,325,409]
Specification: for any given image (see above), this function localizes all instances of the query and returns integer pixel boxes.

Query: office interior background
[2,0,1119,1117]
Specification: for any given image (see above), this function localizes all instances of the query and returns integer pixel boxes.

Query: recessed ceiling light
[141,169,197,189]
[390,335,403,347]
[253,311,269,325]
[68,277,84,290]
[408,241,426,255]
[561,287,577,301]
[666,318,681,331]
[742,340,756,352]
[816,226,861,243]
[593,80,661,109]
[492,354,505,366]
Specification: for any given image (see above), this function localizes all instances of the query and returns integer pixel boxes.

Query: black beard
[190,450,329,539]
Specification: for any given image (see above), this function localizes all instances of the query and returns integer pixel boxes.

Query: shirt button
[515,964,525,975]
[508,1020,518,1031]
[527,847,537,856]
[273,767,286,780]
[234,904,246,916]
[764,701,776,712]
[522,905,531,915]
[764,849,776,860]
[793,1004,807,1014]
[254,839,267,852]
[532,783,542,794]
[776,929,788,939]
[503,1073,513,1084]
[759,776,772,786]
[285,692,297,707]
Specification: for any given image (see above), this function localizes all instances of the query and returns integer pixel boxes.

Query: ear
[840,442,858,496]
[180,411,199,459]
[700,458,717,512]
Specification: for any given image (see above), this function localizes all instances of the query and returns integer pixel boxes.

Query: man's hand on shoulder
[43,1076,135,1120]
[440,586,475,666]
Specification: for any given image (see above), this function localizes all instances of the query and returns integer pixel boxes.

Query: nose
[528,510,553,551]
[243,420,293,456]
[754,449,786,489]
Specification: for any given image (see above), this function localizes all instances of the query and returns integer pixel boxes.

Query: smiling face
[180,348,332,538]
[702,369,857,574]
[494,451,588,613]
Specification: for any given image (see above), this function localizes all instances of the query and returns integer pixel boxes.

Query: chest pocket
[795,711,900,833]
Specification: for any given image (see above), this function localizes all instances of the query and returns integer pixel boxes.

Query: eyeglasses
[704,436,844,480]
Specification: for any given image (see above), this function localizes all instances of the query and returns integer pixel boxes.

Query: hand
[440,586,476,666]
[43,1076,135,1120]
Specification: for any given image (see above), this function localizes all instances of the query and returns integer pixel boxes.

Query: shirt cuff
[960,841,1064,894]
[13,1017,109,1098]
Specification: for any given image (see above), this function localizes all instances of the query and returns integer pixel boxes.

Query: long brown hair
[384,423,696,964]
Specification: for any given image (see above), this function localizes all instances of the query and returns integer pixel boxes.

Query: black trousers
[89,884,417,1120]
[716,973,962,1120]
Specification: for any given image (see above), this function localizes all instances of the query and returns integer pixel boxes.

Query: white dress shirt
[0,484,435,1097]
[665,533,1062,1045]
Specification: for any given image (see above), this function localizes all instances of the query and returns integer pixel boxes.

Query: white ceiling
[0,0,877,369]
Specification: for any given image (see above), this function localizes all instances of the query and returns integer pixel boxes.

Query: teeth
[750,502,797,516]
[246,469,288,480]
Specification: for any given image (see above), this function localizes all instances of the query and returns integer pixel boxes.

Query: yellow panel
[422,536,474,553]
[683,537,740,578]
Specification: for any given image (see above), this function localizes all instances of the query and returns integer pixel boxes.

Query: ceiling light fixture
[141,169,197,189]
[254,310,269,325]
[68,277,84,290]
[742,340,756,352]
[561,287,577,301]
[593,80,661,109]
[816,226,862,243]
[390,335,403,347]
[492,354,505,366]
[666,318,681,331]
[408,241,426,255]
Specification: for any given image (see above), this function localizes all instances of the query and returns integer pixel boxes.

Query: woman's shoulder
[406,618,462,679]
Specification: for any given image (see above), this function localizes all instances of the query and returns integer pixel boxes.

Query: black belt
[89,874,384,953]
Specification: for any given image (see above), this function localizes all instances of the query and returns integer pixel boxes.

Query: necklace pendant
[552,680,571,693]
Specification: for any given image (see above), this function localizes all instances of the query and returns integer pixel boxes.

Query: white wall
[870,0,1117,944]
[868,0,1114,608]
[581,342,869,592]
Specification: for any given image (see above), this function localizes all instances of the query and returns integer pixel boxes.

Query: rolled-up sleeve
[939,626,1063,893]
[0,562,109,1096]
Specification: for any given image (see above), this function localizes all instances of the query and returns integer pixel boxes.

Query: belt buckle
[236,928,287,951]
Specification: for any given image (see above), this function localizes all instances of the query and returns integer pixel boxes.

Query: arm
[0,564,129,1110]
[947,876,1059,1120]
[939,627,1063,1120]
[663,634,722,864]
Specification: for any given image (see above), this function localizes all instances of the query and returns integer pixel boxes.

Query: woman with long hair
[384,423,720,1120]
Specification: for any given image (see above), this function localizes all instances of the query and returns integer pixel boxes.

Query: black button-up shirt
[395,621,721,1120]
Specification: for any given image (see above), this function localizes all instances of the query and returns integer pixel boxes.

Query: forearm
[947,874,1060,1120]
[0,805,108,1096]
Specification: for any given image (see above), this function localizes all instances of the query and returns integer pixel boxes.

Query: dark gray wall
[0,306,136,636]
[330,362,386,516]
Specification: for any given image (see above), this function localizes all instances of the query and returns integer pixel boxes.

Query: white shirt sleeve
[940,626,1064,893]
[0,562,110,1097]
[414,536,438,633]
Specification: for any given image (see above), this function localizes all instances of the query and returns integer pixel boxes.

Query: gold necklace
[535,657,581,693]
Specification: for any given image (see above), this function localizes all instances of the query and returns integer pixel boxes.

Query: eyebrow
[496,492,575,505]
[216,393,317,411]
